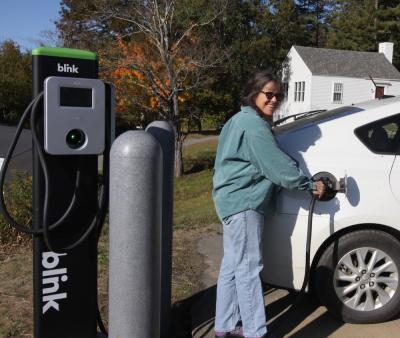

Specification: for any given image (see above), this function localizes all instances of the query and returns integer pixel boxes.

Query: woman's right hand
[313,180,326,199]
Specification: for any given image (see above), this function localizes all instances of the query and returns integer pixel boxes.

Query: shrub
[0,172,32,247]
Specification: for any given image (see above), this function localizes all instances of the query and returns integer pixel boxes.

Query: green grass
[183,139,218,174]
[174,169,218,228]
[0,172,32,248]
[0,138,219,243]
[183,130,219,140]
[174,139,219,228]
[0,134,220,337]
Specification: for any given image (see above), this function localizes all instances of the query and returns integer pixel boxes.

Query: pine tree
[325,0,378,52]
[0,40,31,124]
[296,0,336,47]
[376,0,400,68]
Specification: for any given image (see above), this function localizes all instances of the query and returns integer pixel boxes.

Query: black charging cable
[0,92,108,251]
[0,93,82,235]
[28,93,108,252]
[0,92,110,335]
[300,194,317,295]
[0,93,101,251]
[0,95,39,234]
[269,188,321,337]
[29,93,109,334]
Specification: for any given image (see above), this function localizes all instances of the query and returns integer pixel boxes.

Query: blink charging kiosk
[32,47,113,338]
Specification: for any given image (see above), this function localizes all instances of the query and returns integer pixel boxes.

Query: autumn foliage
[101,35,194,130]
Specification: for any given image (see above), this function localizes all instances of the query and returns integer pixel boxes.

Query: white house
[277,42,400,119]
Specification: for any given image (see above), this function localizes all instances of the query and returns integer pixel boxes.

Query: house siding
[278,47,312,119]
[379,79,400,96]
[277,45,400,120]
[311,76,374,110]
[311,76,400,110]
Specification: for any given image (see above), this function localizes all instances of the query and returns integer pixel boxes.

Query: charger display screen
[60,87,92,107]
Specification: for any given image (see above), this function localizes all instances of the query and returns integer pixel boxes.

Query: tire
[314,229,400,323]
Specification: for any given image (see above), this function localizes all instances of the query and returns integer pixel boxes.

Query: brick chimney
[379,42,394,64]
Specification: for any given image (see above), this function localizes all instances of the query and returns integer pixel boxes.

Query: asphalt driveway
[191,224,400,338]
[0,124,32,174]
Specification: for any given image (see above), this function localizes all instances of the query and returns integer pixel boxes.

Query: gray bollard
[145,121,175,338]
[109,130,162,338]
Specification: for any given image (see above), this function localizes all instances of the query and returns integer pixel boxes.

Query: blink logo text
[42,251,68,314]
[57,63,79,74]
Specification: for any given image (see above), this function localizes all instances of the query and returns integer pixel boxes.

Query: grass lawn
[0,135,219,337]
[175,138,219,228]
[174,169,218,228]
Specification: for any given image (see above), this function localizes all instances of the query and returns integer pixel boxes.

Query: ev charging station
[31,47,113,338]
[0,46,173,338]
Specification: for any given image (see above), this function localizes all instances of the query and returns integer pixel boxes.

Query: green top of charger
[32,47,97,60]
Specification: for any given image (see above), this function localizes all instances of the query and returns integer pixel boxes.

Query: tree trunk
[172,94,184,177]
[374,0,379,44]
[174,135,183,177]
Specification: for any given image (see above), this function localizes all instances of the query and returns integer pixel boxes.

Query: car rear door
[390,157,400,204]
[354,114,400,205]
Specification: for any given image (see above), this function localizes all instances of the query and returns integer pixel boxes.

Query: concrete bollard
[145,121,175,338]
[109,130,162,338]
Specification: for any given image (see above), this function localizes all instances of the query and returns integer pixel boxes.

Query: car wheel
[314,229,400,323]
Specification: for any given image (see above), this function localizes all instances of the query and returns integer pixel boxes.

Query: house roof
[293,45,400,80]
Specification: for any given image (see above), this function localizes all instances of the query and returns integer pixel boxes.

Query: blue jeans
[215,209,267,338]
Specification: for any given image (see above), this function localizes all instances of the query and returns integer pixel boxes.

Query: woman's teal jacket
[212,106,315,220]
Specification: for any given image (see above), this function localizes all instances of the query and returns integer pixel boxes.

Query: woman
[212,71,325,338]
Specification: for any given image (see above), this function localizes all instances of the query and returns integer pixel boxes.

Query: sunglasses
[260,91,284,101]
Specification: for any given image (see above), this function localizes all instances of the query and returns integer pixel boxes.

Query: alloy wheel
[333,247,399,311]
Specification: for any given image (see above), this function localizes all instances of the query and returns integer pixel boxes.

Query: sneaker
[215,326,244,338]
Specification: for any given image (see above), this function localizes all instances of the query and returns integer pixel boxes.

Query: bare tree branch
[92,0,228,175]
[173,0,227,50]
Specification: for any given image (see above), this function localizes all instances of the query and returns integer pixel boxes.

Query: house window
[294,81,305,102]
[333,83,343,103]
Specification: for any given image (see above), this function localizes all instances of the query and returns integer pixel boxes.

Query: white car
[262,97,400,324]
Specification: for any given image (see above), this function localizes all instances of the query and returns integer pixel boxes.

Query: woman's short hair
[242,71,282,109]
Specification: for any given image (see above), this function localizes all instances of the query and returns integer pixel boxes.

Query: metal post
[109,130,162,338]
[145,121,175,338]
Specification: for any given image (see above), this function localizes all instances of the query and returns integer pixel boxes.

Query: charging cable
[0,92,109,335]
[30,93,107,252]
[0,93,82,235]
[0,92,108,252]
[271,173,345,336]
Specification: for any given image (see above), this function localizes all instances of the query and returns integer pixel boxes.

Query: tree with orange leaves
[70,0,227,176]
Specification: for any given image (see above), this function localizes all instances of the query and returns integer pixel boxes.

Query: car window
[355,114,400,155]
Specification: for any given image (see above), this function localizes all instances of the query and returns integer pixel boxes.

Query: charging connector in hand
[312,171,346,201]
